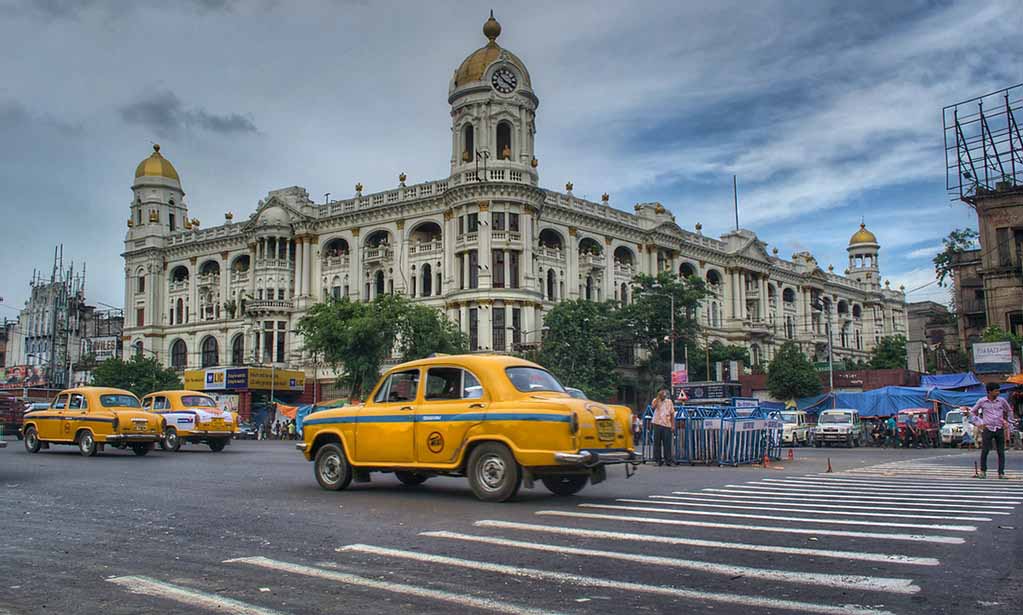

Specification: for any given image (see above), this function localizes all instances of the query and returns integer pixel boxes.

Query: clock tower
[448,12,538,183]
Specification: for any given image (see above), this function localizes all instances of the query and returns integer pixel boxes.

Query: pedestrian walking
[288,421,296,440]
[650,388,675,467]
[966,382,1015,479]
[884,415,897,448]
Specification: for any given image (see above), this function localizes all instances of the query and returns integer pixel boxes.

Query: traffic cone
[762,454,771,469]
[787,448,795,461]
[826,457,833,473]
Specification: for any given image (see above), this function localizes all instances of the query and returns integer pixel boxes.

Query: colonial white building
[122,14,907,380]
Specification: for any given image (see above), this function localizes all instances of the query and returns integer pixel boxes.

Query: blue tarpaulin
[920,373,981,390]
[797,385,1009,419]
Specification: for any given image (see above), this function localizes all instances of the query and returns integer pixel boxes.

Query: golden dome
[134,144,179,181]
[849,223,877,245]
[453,13,532,89]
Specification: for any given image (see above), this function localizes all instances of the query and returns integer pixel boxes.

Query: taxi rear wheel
[131,443,153,456]
[24,427,41,453]
[315,443,352,491]
[208,438,227,452]
[467,443,521,502]
[162,428,181,452]
[395,471,428,486]
[541,474,589,496]
[77,431,97,457]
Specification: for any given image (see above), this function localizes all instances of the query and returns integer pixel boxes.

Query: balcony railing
[321,255,351,271]
[579,253,605,268]
[363,246,394,263]
[169,280,189,292]
[256,258,292,270]
[197,273,220,287]
[409,240,442,255]
[538,246,565,261]
[245,299,295,313]
[231,272,249,285]
[614,262,635,277]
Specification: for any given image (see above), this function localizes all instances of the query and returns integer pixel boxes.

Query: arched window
[496,121,512,160]
[783,287,796,303]
[751,344,761,367]
[231,334,245,366]
[546,269,557,301]
[375,270,385,296]
[585,275,594,301]
[462,124,474,161]
[201,336,219,368]
[679,262,696,279]
[133,340,144,358]
[706,269,722,290]
[711,303,720,328]
[171,340,187,370]
[421,264,432,297]
[137,270,146,294]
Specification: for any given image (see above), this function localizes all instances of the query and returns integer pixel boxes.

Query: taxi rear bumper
[106,433,161,443]
[554,449,638,467]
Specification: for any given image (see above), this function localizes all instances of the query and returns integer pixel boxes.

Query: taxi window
[153,396,170,410]
[505,367,565,393]
[52,394,68,410]
[425,368,484,401]
[374,370,420,404]
[463,371,483,399]
[142,397,153,411]
[180,395,217,407]
[100,394,141,408]
[68,394,87,410]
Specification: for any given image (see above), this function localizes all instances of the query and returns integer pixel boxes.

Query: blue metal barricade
[720,407,784,466]
[639,404,781,466]
[679,406,723,465]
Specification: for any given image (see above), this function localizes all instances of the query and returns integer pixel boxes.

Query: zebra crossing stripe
[421,530,921,594]
[472,520,940,566]
[656,494,1010,515]
[224,556,560,615]
[680,491,1016,510]
[632,498,992,521]
[338,543,899,615]
[578,503,977,532]
[536,510,965,544]
[107,576,285,615]
[723,483,1021,501]
[798,476,1023,490]
[705,487,1020,505]
[756,479,1023,496]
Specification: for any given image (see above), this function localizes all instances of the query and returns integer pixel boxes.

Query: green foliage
[297,295,467,398]
[91,356,182,397]
[980,325,1021,346]
[537,300,620,401]
[766,342,821,401]
[933,228,978,287]
[868,335,908,369]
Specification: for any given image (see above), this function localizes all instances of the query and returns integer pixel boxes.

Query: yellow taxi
[297,354,638,502]
[141,390,237,452]
[20,387,163,457]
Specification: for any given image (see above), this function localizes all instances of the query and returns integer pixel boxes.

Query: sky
[1,0,1020,318]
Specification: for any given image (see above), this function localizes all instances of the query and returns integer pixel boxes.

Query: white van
[780,410,810,446]
[814,408,863,447]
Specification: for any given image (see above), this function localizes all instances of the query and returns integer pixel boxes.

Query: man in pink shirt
[650,388,676,466]
[967,382,1015,479]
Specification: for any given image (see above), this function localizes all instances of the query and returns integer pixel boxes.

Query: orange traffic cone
[826,457,833,473]
[762,454,771,469]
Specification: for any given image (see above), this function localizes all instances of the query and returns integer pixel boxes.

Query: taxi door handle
[400,406,414,411]
[469,403,486,409]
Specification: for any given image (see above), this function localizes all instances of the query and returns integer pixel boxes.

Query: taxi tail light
[569,412,579,435]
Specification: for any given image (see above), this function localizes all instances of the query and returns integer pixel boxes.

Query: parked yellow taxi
[20,387,163,457]
[297,355,638,501]
[141,390,237,452]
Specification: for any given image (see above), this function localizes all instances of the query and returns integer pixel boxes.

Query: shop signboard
[184,367,305,392]
[82,336,120,362]
[973,341,1013,374]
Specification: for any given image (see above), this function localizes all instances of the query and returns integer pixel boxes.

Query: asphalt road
[1,438,1021,615]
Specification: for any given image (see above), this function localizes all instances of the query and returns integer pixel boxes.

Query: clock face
[491,68,517,94]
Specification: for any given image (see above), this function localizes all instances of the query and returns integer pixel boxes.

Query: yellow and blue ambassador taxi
[20,387,163,456]
[141,390,237,452]
[297,355,638,502]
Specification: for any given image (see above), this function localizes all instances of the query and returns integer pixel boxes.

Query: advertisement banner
[82,336,120,362]
[184,367,305,391]
[973,341,1013,374]
[671,367,688,385]
[204,368,227,390]
[207,392,239,414]
[0,365,48,389]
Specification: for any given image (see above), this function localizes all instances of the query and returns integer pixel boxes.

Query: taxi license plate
[132,420,147,431]
[210,419,224,428]
[596,419,615,441]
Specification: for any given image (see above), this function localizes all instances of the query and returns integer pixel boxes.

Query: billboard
[184,367,305,391]
[973,341,1013,374]
[82,336,120,362]
[0,365,47,389]
[671,363,688,385]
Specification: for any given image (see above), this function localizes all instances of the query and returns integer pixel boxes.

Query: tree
[933,228,978,287]
[869,335,908,369]
[766,342,821,400]
[297,295,467,399]
[92,356,182,397]
[980,325,1021,346]
[537,299,620,401]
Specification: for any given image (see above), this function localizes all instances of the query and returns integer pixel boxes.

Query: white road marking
[633,497,991,521]
[339,543,899,615]
[656,493,1010,515]
[224,556,560,615]
[107,576,285,615]
[798,476,1023,490]
[758,479,1023,496]
[579,503,976,532]
[473,520,940,566]
[679,491,1016,510]
[421,530,922,595]
[536,510,965,544]
[704,487,1021,504]
[840,469,1023,478]
[724,483,1022,501]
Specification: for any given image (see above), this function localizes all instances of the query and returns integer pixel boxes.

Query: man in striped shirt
[967,382,1016,479]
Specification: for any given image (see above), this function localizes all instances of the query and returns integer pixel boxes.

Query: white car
[940,410,970,447]
[814,408,863,447]
[780,410,810,446]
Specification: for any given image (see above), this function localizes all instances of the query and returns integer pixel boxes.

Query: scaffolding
[944,84,1023,206]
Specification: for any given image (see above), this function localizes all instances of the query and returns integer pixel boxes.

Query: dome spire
[483,10,501,43]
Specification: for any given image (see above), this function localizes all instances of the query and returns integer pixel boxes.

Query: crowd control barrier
[639,405,782,466]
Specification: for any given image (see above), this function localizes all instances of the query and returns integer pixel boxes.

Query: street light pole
[669,292,676,395]
[827,307,835,408]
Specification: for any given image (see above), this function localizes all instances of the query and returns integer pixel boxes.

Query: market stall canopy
[1007,373,1023,385]
[796,385,1010,418]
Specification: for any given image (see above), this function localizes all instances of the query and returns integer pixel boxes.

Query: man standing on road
[884,415,897,448]
[650,388,675,467]
[967,382,1015,479]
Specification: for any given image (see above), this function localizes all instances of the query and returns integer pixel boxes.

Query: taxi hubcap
[166,431,177,446]
[478,454,506,491]
[320,453,341,483]
[81,434,92,449]
[26,432,37,447]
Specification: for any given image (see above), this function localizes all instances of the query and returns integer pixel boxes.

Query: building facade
[121,14,907,379]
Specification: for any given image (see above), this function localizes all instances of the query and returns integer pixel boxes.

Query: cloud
[0,0,238,20]
[118,90,258,138]
[906,245,943,259]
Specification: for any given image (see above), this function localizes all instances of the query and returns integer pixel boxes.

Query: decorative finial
[900,284,905,292]
[530,157,538,168]
[828,264,834,272]
[225,211,234,221]
[399,172,407,186]
[695,222,702,233]
[355,182,363,195]
[601,193,609,203]
[191,218,200,228]
[153,143,161,153]
[772,246,778,255]
[885,279,890,287]
[127,219,134,228]
[483,11,501,42]
[566,181,573,192]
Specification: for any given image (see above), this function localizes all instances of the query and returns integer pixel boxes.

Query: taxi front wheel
[77,431,97,457]
[208,438,227,452]
[467,443,521,502]
[541,474,588,496]
[315,443,353,491]
[23,427,40,453]
[162,428,181,452]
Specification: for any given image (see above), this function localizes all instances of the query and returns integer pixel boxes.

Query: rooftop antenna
[733,175,739,231]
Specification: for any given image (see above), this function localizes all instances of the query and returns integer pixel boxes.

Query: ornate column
[566,227,579,299]
[294,237,305,297]
[603,238,614,302]
[396,220,408,294]
[305,237,314,299]
[349,228,361,301]
[188,257,198,324]
[478,202,492,288]
[220,252,230,320]
[247,242,257,301]
[522,205,534,288]
[759,275,768,323]
[480,301,493,350]
[443,210,456,288]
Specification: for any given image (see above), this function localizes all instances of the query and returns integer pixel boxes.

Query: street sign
[973,341,1013,373]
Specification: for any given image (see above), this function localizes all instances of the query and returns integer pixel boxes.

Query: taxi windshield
[506,367,565,393]
[100,394,140,408]
[181,395,217,408]
[819,413,851,424]
[945,411,963,424]
[780,413,798,423]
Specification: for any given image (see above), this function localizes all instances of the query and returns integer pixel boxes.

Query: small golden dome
[134,144,180,181]
[453,13,531,89]
[566,181,573,191]
[849,223,877,245]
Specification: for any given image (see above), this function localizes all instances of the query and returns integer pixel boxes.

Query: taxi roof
[142,389,214,398]
[390,353,542,372]
[59,386,136,397]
